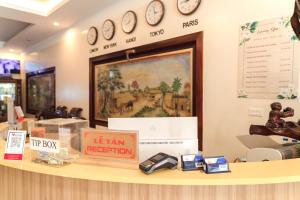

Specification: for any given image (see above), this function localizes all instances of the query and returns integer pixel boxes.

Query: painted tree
[127,84,131,92]
[172,77,182,116]
[183,82,191,97]
[97,70,110,116]
[144,86,150,93]
[159,81,169,109]
[97,66,124,116]
[108,67,125,111]
[183,82,191,113]
[109,67,124,96]
[131,80,139,91]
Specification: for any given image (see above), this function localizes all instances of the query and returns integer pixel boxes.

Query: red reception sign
[81,129,138,161]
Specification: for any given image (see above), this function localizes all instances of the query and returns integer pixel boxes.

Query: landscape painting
[94,48,193,121]
[27,68,55,114]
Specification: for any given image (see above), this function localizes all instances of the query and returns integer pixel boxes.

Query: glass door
[0,79,21,122]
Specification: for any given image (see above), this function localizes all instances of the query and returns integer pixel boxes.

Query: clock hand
[125,19,131,25]
[152,6,158,14]
[104,27,111,32]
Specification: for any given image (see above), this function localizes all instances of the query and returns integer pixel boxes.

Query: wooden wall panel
[1,165,300,200]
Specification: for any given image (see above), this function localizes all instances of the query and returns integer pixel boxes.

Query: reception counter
[1,138,300,199]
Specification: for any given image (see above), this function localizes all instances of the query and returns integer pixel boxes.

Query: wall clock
[102,19,115,40]
[87,26,98,45]
[177,0,201,15]
[145,0,165,26]
[122,11,137,34]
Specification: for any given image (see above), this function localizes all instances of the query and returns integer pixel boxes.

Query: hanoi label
[126,37,136,44]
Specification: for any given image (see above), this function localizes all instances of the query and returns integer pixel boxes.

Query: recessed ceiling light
[53,22,60,26]
[30,52,39,56]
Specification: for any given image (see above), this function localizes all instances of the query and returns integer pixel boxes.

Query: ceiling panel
[0,17,31,41]
[0,0,118,52]
[0,0,70,16]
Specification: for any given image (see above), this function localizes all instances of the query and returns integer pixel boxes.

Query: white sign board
[4,130,26,160]
[15,106,24,118]
[30,137,60,153]
[238,17,300,99]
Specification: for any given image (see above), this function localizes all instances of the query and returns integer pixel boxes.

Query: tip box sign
[30,137,60,153]
[4,130,26,160]
[81,129,138,161]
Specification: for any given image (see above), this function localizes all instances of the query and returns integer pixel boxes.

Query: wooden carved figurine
[265,102,294,129]
[250,102,300,141]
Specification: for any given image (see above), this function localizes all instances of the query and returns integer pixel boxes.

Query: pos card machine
[139,152,178,174]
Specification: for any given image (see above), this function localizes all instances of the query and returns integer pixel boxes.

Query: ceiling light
[53,22,60,26]
[9,49,14,52]
[81,30,88,34]
[30,52,39,56]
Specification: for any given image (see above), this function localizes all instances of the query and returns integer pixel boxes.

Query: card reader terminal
[139,152,178,174]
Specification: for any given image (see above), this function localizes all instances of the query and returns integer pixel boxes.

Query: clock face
[177,0,201,15]
[102,19,115,40]
[122,11,137,34]
[145,0,165,26]
[87,27,98,45]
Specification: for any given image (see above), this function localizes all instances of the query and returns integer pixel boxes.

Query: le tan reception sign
[81,129,139,165]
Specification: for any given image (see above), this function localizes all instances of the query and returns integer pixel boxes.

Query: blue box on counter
[181,154,203,171]
[203,156,230,174]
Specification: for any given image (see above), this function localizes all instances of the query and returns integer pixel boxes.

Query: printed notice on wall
[238,17,300,99]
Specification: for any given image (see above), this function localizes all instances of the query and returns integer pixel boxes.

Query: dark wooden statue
[291,0,300,39]
[250,102,300,140]
[265,102,294,128]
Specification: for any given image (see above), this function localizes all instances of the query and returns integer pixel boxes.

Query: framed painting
[26,67,56,114]
[90,32,203,149]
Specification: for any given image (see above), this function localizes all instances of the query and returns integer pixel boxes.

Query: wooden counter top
[0,139,300,186]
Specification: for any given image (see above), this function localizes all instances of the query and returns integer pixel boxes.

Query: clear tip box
[31,118,88,166]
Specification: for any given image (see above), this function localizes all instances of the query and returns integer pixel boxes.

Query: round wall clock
[102,19,115,40]
[122,10,137,34]
[145,0,165,26]
[87,26,98,45]
[177,0,201,15]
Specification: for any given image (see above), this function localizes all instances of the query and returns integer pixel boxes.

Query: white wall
[25,0,299,161]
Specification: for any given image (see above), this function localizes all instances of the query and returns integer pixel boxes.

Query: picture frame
[90,32,203,149]
[26,67,56,115]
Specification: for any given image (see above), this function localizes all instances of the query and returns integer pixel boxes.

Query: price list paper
[238,17,300,99]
